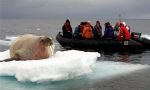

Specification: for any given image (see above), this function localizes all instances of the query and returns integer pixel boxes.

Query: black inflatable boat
[56,32,150,52]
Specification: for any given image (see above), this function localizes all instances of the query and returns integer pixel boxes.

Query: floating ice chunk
[0,50,100,82]
[141,34,150,40]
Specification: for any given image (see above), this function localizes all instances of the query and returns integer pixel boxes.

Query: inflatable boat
[56,32,150,52]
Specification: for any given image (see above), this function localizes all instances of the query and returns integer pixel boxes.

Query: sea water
[0,19,150,90]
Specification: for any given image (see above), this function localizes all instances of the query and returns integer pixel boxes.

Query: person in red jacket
[117,22,131,42]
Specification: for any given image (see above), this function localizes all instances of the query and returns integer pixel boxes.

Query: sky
[0,0,150,19]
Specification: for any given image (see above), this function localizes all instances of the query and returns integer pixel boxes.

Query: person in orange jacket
[117,22,131,42]
[82,22,94,39]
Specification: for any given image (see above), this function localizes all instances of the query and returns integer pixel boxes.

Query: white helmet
[122,22,126,26]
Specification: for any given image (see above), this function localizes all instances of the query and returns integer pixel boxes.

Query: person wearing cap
[103,22,114,39]
[62,19,72,38]
[93,20,102,39]
[117,22,131,42]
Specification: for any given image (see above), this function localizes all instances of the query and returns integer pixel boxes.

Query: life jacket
[118,25,131,41]
[82,23,93,39]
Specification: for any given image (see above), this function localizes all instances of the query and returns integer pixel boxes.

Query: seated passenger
[114,21,120,38]
[117,22,131,42]
[82,22,94,39]
[62,19,72,38]
[103,22,114,39]
[93,20,102,39]
[74,25,81,39]
[74,22,85,39]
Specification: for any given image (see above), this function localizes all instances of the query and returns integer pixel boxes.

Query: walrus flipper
[0,53,20,62]
[0,58,14,62]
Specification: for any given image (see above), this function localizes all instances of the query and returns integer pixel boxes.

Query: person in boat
[62,19,72,38]
[82,21,94,39]
[93,20,102,39]
[117,22,131,42]
[74,25,80,39]
[74,22,86,39]
[103,22,114,39]
[114,21,120,38]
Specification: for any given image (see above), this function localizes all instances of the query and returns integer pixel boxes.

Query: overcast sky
[0,0,150,19]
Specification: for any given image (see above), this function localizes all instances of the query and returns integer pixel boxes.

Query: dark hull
[56,32,147,52]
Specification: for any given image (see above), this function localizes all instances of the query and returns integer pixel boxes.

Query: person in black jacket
[93,20,102,39]
[62,19,72,38]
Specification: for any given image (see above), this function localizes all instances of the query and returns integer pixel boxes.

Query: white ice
[0,50,100,82]
[0,35,18,46]
[141,34,150,40]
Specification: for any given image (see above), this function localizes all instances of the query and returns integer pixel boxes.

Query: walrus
[1,34,54,62]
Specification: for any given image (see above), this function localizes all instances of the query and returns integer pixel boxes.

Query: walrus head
[39,36,53,46]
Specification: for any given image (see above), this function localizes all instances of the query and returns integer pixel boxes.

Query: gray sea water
[0,19,150,90]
